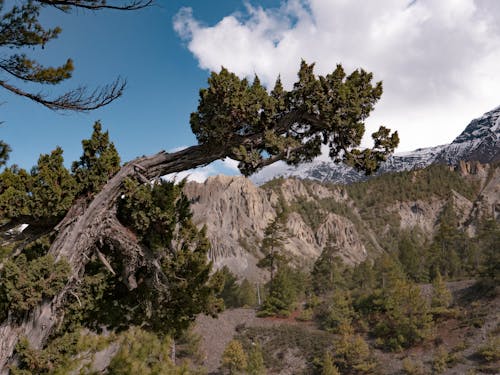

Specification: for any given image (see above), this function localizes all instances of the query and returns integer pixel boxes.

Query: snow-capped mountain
[251,105,500,185]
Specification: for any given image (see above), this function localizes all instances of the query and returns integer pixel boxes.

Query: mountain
[185,161,499,281]
[251,105,500,185]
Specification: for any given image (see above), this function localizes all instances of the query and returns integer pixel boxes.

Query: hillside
[184,162,499,281]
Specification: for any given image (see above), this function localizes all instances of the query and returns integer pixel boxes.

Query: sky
[2,0,500,181]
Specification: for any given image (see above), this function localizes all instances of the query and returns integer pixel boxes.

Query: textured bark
[0,144,225,373]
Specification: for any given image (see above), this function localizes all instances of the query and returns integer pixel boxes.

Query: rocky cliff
[185,162,498,280]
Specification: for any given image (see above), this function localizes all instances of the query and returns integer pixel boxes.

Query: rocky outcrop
[184,177,368,280]
[184,161,498,280]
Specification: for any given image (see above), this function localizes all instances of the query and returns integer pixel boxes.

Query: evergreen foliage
[191,61,398,176]
[321,352,340,375]
[258,266,297,317]
[257,214,287,281]
[314,290,355,333]
[0,254,70,321]
[107,328,194,375]
[29,147,77,224]
[246,343,265,375]
[312,243,347,295]
[431,272,452,315]
[72,121,121,196]
[221,340,247,375]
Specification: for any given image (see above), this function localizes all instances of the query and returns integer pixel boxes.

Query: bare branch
[36,0,153,11]
[0,78,125,111]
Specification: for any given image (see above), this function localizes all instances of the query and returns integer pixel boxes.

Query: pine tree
[257,215,287,282]
[431,271,452,314]
[315,289,354,333]
[246,343,265,375]
[72,121,121,196]
[238,279,257,307]
[30,147,77,225]
[322,351,340,375]
[258,266,297,317]
[312,243,346,295]
[221,340,247,375]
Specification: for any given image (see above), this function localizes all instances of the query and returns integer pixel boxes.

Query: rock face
[251,105,500,185]
[184,177,368,280]
[185,161,499,281]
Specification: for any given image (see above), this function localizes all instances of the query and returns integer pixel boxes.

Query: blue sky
[2,0,500,180]
[1,0,280,171]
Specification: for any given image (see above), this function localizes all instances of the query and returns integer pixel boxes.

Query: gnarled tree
[0,61,398,372]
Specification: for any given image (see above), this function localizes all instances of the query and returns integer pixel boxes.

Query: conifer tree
[322,351,340,375]
[431,271,452,314]
[72,121,121,196]
[312,242,346,295]
[221,340,247,375]
[246,343,265,375]
[257,214,287,282]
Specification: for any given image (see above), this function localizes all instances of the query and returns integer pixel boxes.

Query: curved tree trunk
[0,144,226,373]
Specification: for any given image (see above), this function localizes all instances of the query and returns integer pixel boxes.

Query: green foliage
[312,244,347,295]
[108,328,188,375]
[432,346,449,374]
[11,330,113,375]
[431,272,452,315]
[476,336,500,362]
[426,201,467,279]
[257,214,287,281]
[0,254,70,321]
[218,266,241,308]
[214,268,257,309]
[191,61,397,176]
[236,325,333,372]
[238,279,257,307]
[258,266,297,317]
[221,340,247,375]
[397,229,428,282]
[0,147,76,226]
[333,322,377,374]
[401,356,426,375]
[246,343,265,375]
[72,121,121,196]
[372,278,433,351]
[0,165,31,220]
[314,290,355,333]
[321,352,340,375]
[29,147,77,224]
[477,219,500,282]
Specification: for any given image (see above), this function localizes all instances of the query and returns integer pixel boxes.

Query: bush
[476,336,500,362]
[402,357,426,375]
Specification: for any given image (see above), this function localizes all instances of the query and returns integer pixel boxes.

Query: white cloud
[163,157,240,183]
[174,0,500,151]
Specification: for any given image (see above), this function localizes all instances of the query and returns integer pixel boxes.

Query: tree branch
[0,78,125,111]
[36,0,153,11]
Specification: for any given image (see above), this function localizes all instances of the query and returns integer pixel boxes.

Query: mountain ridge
[250,105,500,185]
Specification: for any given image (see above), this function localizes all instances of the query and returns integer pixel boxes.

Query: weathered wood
[0,144,227,373]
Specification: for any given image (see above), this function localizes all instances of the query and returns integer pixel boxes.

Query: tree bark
[0,144,226,373]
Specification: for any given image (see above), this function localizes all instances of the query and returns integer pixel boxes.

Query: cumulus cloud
[174,0,500,151]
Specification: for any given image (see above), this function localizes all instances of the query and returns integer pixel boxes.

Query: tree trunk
[0,144,226,373]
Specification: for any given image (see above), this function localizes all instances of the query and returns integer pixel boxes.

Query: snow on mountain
[251,106,500,185]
